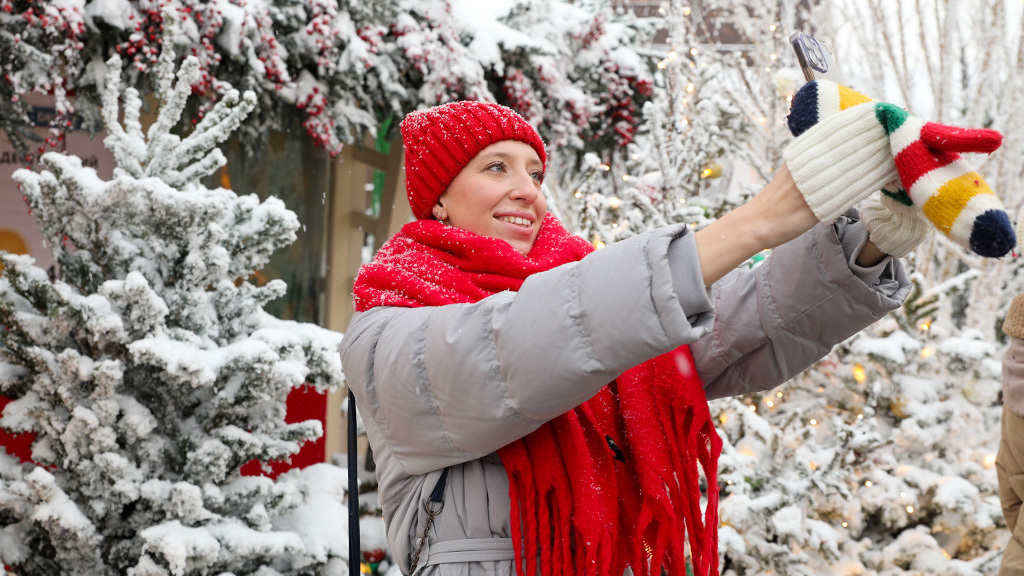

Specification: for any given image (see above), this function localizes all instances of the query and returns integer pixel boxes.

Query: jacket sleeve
[692,215,912,400]
[340,223,713,476]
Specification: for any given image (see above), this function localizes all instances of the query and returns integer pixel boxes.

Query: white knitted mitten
[861,190,930,258]
[783,102,898,223]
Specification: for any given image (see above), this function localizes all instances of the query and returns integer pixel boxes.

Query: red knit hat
[400,101,547,220]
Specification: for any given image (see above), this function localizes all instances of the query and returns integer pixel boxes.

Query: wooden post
[322,141,407,462]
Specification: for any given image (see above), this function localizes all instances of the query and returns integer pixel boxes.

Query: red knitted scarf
[353,214,722,576]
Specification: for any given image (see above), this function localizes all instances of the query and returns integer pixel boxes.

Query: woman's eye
[486,162,506,173]
[531,172,544,183]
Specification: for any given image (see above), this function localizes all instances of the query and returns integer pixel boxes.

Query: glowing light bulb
[857,413,864,420]
[667,51,677,60]
[769,53,778,60]
[719,413,728,424]
[985,454,997,468]
[900,491,906,498]
[865,480,873,487]
[574,191,582,199]
[748,405,757,412]
[690,47,698,56]
[906,506,914,513]
[766,400,774,407]
[686,83,695,93]
[920,346,935,358]
[852,363,867,383]
[776,392,783,398]
[682,6,691,15]
[842,521,848,528]
[607,197,622,209]
[919,319,932,332]
[809,419,817,426]
[769,24,777,31]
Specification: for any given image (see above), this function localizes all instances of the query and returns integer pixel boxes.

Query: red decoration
[0,395,36,464]
[240,384,328,480]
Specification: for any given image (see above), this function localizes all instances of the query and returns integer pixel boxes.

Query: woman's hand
[695,162,818,287]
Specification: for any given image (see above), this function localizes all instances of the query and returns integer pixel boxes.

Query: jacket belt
[424,538,515,566]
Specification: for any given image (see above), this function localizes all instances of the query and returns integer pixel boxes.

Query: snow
[83,0,133,30]
[140,521,220,576]
[850,330,921,364]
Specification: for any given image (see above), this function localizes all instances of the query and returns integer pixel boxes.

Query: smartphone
[790,32,843,83]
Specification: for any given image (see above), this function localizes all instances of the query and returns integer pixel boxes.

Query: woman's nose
[510,169,540,203]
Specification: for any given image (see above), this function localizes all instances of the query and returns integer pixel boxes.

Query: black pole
[348,390,360,574]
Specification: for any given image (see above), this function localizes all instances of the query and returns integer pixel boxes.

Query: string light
[686,83,695,93]
[920,346,935,358]
[900,491,906,498]
[766,400,774,407]
[607,197,622,209]
[680,117,689,127]
[769,24,777,31]
[622,174,630,182]
[769,53,778,61]
[906,506,914,513]
[865,480,873,487]
[852,363,867,383]
[679,198,687,204]
[919,318,932,332]
[682,6,691,15]
[601,164,611,171]
[842,521,848,528]
[857,413,864,420]
[757,116,767,123]
[719,413,728,424]
[809,419,817,426]
[631,153,639,160]
[574,191,582,198]
[690,47,698,56]
[667,51,678,60]
[985,454,997,468]
[658,60,669,69]
[776,391,783,398]
[748,405,757,412]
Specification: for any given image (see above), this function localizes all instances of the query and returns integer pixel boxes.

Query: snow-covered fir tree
[0,16,351,575]
[711,275,1006,573]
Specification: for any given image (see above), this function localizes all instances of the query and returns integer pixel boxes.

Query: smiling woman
[339,100,912,576]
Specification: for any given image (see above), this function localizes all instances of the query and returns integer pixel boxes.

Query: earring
[432,203,447,222]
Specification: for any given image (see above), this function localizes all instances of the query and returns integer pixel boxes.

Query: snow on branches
[0,0,653,159]
[0,16,346,576]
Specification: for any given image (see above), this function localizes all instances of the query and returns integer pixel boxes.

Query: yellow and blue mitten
[784,79,1014,258]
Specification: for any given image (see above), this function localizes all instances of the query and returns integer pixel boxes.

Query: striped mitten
[786,80,1015,258]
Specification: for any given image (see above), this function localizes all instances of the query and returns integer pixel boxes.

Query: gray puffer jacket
[340,216,911,575]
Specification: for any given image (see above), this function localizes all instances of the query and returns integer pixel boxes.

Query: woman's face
[436,140,547,256]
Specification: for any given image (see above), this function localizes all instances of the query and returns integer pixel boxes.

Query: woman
[340,100,912,576]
